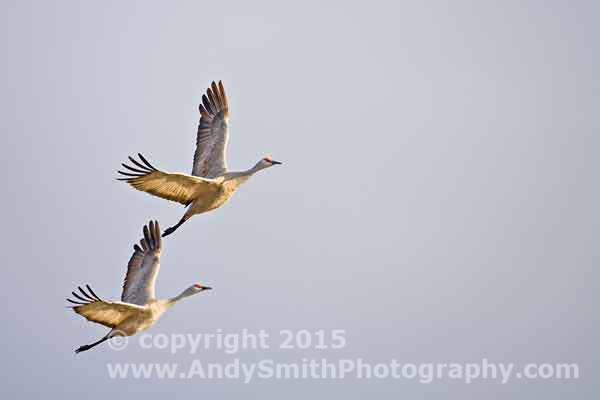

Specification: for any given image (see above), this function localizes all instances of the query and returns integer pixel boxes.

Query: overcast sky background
[1,0,598,398]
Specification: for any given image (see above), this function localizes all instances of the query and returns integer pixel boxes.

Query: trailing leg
[162,217,187,237]
[75,333,110,354]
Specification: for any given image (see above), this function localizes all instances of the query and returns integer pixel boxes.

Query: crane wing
[67,285,146,328]
[121,220,162,306]
[192,81,229,179]
[118,153,219,206]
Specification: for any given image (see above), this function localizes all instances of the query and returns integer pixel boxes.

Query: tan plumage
[119,154,219,207]
[70,289,147,329]
[67,221,212,353]
[117,81,282,237]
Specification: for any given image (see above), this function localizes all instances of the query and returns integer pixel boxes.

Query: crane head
[257,156,282,169]
[193,283,212,292]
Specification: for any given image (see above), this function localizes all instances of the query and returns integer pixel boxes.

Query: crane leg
[162,217,187,237]
[75,333,110,354]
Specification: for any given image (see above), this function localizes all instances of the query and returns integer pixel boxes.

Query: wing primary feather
[118,171,142,177]
[154,220,161,249]
[143,224,153,250]
[150,220,158,249]
[121,163,148,174]
[86,285,102,301]
[72,291,89,303]
[78,286,96,301]
[211,81,222,107]
[149,221,156,249]
[207,87,218,112]
[202,95,214,115]
[218,81,228,113]
[128,156,152,172]
[137,153,158,171]
[67,298,87,305]
[198,103,210,118]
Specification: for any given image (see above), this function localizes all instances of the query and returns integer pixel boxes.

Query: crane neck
[167,289,194,306]
[222,168,256,185]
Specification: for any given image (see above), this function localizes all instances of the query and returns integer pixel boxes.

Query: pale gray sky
[1,0,598,398]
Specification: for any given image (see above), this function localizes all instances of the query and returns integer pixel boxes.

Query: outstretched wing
[118,153,219,206]
[121,220,162,305]
[67,285,146,328]
[192,81,229,178]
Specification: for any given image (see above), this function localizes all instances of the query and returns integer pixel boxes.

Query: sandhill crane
[67,220,212,353]
[117,81,282,237]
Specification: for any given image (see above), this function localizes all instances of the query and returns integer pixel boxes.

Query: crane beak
[201,286,212,291]
[270,160,282,165]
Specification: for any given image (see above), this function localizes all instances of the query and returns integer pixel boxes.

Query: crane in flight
[117,81,282,237]
[67,220,212,353]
